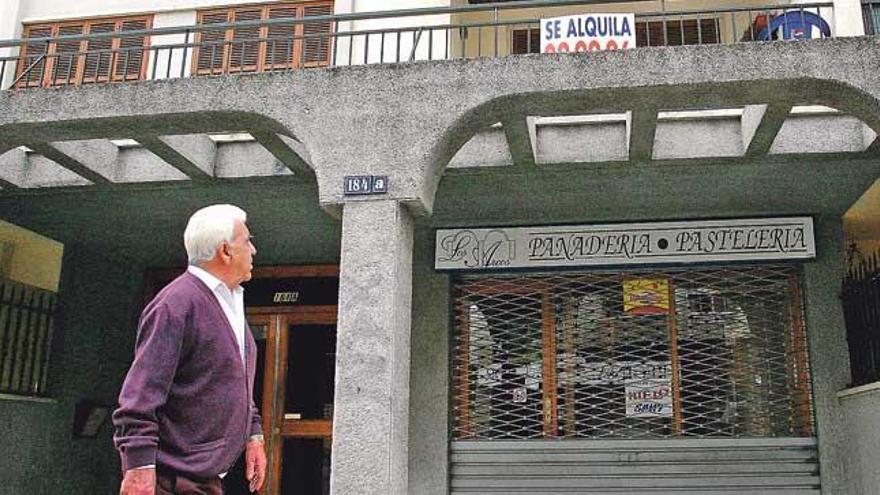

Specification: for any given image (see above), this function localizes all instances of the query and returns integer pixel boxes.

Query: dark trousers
[156,468,224,495]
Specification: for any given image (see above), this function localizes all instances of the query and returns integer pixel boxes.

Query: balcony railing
[0,0,843,90]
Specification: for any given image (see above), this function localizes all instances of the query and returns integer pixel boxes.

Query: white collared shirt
[187,265,246,366]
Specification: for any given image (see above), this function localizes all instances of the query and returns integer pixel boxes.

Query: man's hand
[119,467,155,495]
[245,439,267,493]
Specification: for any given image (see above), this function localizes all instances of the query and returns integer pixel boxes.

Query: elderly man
[113,204,266,495]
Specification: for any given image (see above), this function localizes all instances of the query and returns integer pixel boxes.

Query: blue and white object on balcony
[757,11,831,40]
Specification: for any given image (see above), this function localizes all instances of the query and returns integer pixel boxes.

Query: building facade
[0,0,879,494]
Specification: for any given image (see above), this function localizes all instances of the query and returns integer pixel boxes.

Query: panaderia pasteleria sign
[434,217,815,271]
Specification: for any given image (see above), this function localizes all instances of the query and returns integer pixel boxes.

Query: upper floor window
[635,18,721,46]
[194,1,333,75]
[17,16,152,88]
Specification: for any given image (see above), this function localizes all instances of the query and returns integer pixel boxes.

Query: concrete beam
[251,131,313,177]
[745,102,792,156]
[156,134,216,176]
[214,141,290,178]
[116,147,189,183]
[333,199,413,495]
[0,147,23,190]
[138,136,213,180]
[51,139,119,182]
[628,108,658,162]
[867,136,880,154]
[24,142,111,184]
[448,127,511,169]
[501,117,535,167]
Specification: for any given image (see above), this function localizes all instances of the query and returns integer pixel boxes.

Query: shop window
[17,16,152,88]
[452,265,813,440]
[194,1,333,76]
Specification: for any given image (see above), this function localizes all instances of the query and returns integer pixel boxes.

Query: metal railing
[843,247,880,387]
[0,278,57,397]
[0,0,840,90]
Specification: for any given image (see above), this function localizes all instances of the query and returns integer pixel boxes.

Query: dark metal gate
[842,251,880,386]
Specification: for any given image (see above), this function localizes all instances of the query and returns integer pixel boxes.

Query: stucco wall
[408,227,450,495]
[802,217,851,491]
[0,244,142,495]
[0,219,63,292]
[838,386,880,494]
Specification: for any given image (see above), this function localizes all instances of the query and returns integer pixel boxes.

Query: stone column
[832,0,866,36]
[803,217,850,493]
[331,199,414,495]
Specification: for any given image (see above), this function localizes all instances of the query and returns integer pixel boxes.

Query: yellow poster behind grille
[623,279,670,315]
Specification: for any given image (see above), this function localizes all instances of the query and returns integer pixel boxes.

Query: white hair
[184,204,247,264]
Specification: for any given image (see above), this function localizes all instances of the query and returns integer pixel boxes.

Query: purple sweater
[113,272,262,478]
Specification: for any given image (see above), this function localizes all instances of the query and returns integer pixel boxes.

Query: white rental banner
[541,13,636,53]
[434,217,816,271]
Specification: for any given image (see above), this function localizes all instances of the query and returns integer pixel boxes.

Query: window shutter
[229,8,263,72]
[114,18,149,81]
[694,18,720,45]
[637,19,719,47]
[17,26,53,87]
[512,28,539,54]
[52,24,86,84]
[82,22,115,83]
[265,6,300,70]
[302,3,333,66]
[197,11,231,74]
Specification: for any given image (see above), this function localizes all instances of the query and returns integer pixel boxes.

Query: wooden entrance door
[248,305,337,495]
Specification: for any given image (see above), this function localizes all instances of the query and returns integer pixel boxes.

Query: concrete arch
[425,77,880,213]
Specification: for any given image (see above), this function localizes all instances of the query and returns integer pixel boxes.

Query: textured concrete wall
[838,387,880,494]
[408,227,450,495]
[802,217,851,492]
[333,200,413,495]
[0,244,142,495]
[653,118,743,159]
[537,121,628,164]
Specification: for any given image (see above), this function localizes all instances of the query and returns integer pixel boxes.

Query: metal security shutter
[450,265,817,493]
[450,438,820,494]
[452,265,813,440]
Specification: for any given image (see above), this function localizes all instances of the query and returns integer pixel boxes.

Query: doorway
[191,265,339,495]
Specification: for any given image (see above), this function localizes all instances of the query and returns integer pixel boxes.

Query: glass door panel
[285,324,336,420]
[279,437,332,495]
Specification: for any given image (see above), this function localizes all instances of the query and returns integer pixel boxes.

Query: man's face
[228,220,256,285]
